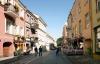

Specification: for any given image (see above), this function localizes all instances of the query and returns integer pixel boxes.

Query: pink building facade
[0,0,39,57]
[0,6,4,57]
[0,0,26,57]
[0,5,15,57]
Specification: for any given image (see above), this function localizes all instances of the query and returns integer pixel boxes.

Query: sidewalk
[0,51,50,64]
[93,55,100,64]
[0,55,23,64]
[0,56,14,61]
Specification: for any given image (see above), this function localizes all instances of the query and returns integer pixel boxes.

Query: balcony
[31,23,39,29]
[4,3,18,19]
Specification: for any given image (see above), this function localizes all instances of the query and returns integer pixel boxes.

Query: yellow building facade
[91,0,100,59]
[67,0,92,54]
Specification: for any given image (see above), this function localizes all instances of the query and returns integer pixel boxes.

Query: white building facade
[33,14,56,51]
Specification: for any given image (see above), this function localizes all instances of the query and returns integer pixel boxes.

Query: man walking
[39,46,42,56]
[56,47,60,56]
[34,47,38,56]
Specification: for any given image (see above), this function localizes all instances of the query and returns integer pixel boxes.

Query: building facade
[0,0,39,57]
[46,33,56,51]
[13,0,26,54]
[66,0,92,54]
[63,24,68,44]
[32,14,56,51]
[62,23,69,48]
[24,10,39,52]
[91,0,100,58]
[0,0,21,57]
[0,0,55,58]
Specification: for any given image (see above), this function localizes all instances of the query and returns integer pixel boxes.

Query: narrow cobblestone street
[1,51,100,64]
[0,0,100,64]
[28,51,72,64]
[7,51,72,64]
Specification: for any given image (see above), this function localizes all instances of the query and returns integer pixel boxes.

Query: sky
[21,0,74,40]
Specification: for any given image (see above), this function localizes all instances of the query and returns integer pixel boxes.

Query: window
[20,27,24,36]
[78,3,81,14]
[26,29,29,37]
[96,27,100,52]
[78,6,81,14]
[96,0,100,12]
[4,0,13,4]
[19,9,24,19]
[85,13,90,28]
[6,15,15,34]
[31,27,36,34]
[79,20,82,34]
[84,0,89,6]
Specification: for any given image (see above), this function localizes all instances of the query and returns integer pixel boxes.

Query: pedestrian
[34,47,38,56]
[56,47,60,56]
[39,46,42,56]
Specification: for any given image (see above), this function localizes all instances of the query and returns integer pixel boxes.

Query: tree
[56,37,63,46]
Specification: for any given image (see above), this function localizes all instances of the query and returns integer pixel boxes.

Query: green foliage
[86,48,92,55]
[56,37,63,46]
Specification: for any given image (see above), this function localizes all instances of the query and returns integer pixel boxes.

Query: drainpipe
[89,0,93,57]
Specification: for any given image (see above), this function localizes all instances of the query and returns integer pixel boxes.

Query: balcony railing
[4,3,18,19]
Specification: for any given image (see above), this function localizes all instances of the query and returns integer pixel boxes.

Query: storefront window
[97,27,100,48]
[96,0,100,12]
[96,27,100,52]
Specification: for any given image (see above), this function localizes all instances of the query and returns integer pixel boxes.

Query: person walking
[39,46,42,56]
[34,47,38,56]
[56,47,60,56]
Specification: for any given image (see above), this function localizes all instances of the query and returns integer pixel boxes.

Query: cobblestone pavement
[28,51,72,64]
[7,52,50,64]
[1,51,100,64]
[67,55,100,64]
[5,51,72,64]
